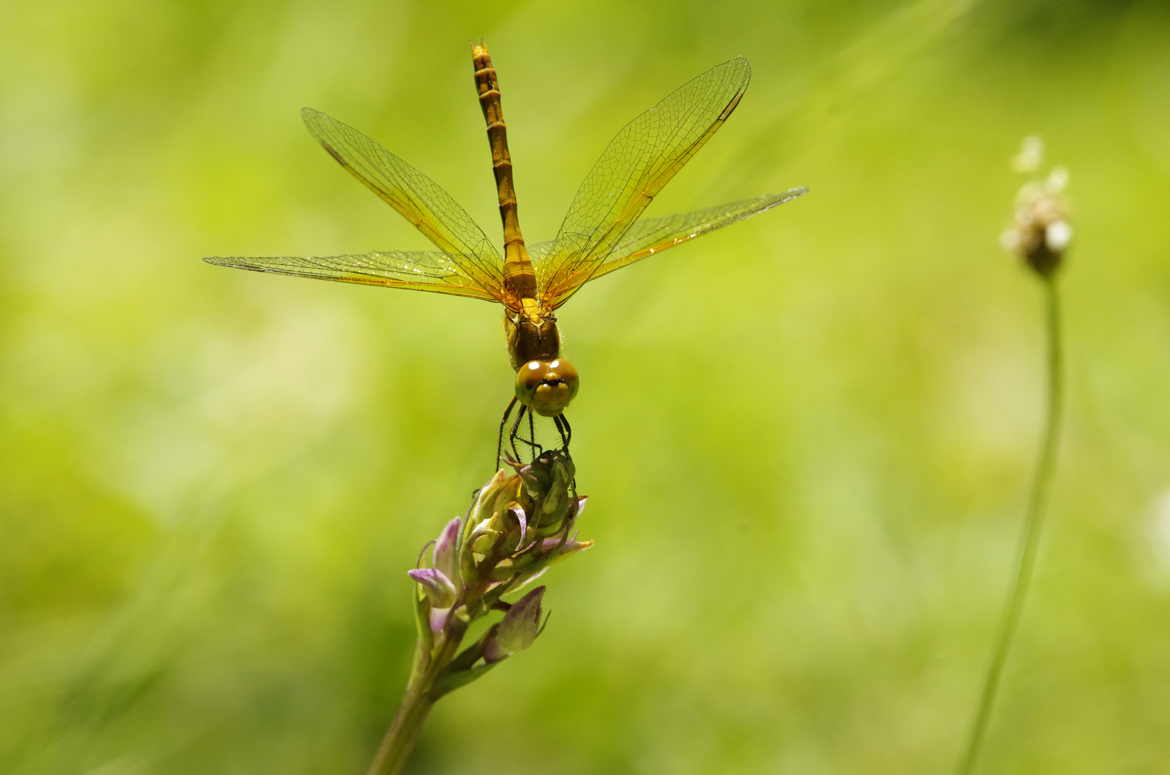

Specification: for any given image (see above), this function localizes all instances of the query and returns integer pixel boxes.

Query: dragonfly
[205,44,806,465]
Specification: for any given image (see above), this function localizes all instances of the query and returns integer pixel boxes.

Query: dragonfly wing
[529,189,808,297]
[535,57,752,308]
[203,251,501,302]
[301,108,504,298]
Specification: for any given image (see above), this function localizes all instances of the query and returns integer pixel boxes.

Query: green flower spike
[371,449,592,775]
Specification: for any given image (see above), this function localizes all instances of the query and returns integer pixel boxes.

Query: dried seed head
[1011,135,1045,174]
[1002,138,1071,278]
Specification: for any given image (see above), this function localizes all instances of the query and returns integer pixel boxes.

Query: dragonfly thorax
[506,306,561,369]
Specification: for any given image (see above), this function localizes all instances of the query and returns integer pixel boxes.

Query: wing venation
[203,251,500,302]
[300,108,504,298]
[535,57,753,307]
[530,189,807,304]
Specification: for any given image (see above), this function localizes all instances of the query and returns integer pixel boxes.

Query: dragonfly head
[515,358,579,417]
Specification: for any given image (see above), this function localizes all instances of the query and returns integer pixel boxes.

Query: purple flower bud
[407,568,457,609]
[429,606,453,633]
[483,586,546,663]
[433,517,461,585]
[482,628,506,664]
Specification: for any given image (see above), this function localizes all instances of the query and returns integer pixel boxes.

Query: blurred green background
[3,0,1170,772]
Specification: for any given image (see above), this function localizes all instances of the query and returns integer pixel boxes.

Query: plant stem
[957,277,1064,774]
[367,621,468,775]
[366,680,434,775]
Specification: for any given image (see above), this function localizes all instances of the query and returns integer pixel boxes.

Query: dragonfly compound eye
[515,358,579,416]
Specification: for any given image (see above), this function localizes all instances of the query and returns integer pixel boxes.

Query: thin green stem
[365,678,434,775]
[367,621,468,775]
[957,277,1064,774]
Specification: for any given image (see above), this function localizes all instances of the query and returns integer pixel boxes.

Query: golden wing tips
[722,56,751,99]
[203,256,256,270]
[745,186,808,214]
[534,56,759,306]
[300,106,336,133]
[534,186,809,307]
[299,107,351,166]
[300,107,352,171]
[300,107,329,147]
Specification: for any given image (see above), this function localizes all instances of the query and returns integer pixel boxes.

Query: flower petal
[429,606,452,633]
[433,517,461,584]
[407,567,457,608]
[508,505,528,550]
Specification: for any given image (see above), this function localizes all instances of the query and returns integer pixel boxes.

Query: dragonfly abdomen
[472,43,536,301]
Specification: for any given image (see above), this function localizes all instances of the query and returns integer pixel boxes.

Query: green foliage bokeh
[3,1,1170,772]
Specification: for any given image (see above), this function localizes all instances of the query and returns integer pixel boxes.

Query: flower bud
[406,567,458,632]
[483,586,546,663]
[433,517,461,586]
[407,567,457,606]
[469,470,522,531]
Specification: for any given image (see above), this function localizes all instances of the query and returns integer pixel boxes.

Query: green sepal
[533,521,566,539]
[446,637,486,674]
[469,529,502,555]
[488,559,521,582]
[459,538,479,589]
[432,662,500,699]
[412,586,434,663]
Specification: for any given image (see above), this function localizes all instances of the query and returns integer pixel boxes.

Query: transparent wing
[529,189,807,303]
[203,251,500,302]
[536,57,752,307]
[300,107,504,298]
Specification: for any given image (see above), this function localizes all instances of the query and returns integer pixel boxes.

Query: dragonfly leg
[528,413,544,459]
[553,413,572,451]
[509,404,527,463]
[497,396,518,469]
[509,405,543,463]
[552,413,577,490]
